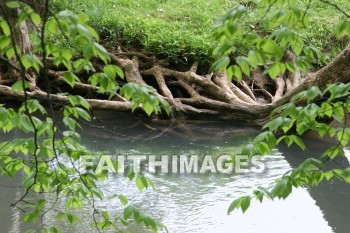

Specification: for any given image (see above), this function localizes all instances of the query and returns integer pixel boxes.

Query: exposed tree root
[0,84,134,111]
[272,76,285,102]
[1,46,350,125]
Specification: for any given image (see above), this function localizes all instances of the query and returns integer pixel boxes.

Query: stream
[0,111,349,233]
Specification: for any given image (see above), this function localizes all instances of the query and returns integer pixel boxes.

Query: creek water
[0,112,349,233]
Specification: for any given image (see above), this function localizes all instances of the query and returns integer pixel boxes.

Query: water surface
[0,112,349,233]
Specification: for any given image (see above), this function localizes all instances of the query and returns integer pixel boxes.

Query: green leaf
[253,190,263,202]
[254,131,270,143]
[248,51,259,68]
[337,129,350,147]
[31,13,41,27]
[143,101,154,116]
[123,205,133,219]
[324,171,334,181]
[278,62,286,74]
[83,43,93,60]
[136,176,145,192]
[257,186,273,200]
[5,47,15,59]
[147,177,155,190]
[226,66,234,81]
[63,116,77,130]
[68,95,91,109]
[266,63,280,79]
[42,147,55,159]
[227,65,242,82]
[237,56,250,77]
[213,56,230,71]
[258,39,281,56]
[63,72,79,88]
[241,196,251,213]
[115,66,124,79]
[291,135,306,150]
[6,1,21,8]
[103,64,123,80]
[119,195,128,206]
[0,21,10,36]
[228,197,242,214]
[20,54,43,73]
[256,50,267,66]
[228,195,251,214]
[285,61,296,73]
[13,81,32,93]
[263,117,283,131]
[45,19,58,33]
[305,86,322,103]
[0,36,10,49]
[86,25,99,40]
[295,56,309,73]
[290,36,304,56]
[76,107,90,121]
[271,179,291,199]
[93,42,110,64]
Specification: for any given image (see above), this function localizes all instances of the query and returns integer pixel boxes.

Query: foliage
[1,0,350,231]
[0,1,169,232]
[213,0,350,79]
[212,0,350,214]
[53,0,228,65]
[120,83,170,116]
[227,83,350,213]
[51,0,350,67]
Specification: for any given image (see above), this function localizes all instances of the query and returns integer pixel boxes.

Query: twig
[319,0,350,18]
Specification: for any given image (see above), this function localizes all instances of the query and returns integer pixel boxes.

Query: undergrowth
[52,0,350,66]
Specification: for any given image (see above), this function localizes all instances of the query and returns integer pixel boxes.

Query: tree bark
[0,0,34,54]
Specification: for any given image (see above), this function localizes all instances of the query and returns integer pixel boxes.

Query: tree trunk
[0,0,46,88]
[0,0,34,54]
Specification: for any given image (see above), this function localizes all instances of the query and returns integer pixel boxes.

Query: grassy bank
[59,0,229,65]
[55,0,350,64]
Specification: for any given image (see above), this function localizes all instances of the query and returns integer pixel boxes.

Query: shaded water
[0,112,349,233]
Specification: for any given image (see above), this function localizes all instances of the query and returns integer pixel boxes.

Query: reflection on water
[0,112,349,233]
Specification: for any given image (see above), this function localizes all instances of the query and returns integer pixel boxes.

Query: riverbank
[53,0,350,67]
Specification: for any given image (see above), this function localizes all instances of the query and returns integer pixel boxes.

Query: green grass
[59,0,230,65]
[55,0,350,65]
[301,0,350,60]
